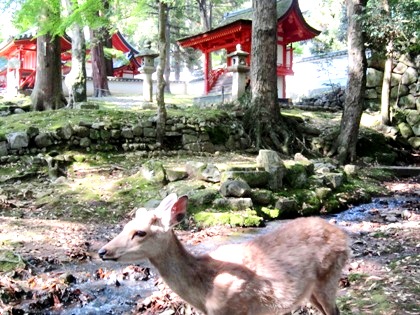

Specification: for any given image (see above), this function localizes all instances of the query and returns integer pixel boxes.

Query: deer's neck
[149,231,214,312]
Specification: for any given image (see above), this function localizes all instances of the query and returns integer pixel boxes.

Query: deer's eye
[132,230,147,239]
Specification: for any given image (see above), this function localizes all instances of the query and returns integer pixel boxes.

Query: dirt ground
[0,176,419,314]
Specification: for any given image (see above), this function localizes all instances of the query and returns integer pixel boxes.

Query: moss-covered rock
[0,250,25,272]
[193,210,263,227]
[283,161,308,189]
[260,207,280,219]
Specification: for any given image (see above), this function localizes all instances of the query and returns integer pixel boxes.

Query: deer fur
[98,193,350,315]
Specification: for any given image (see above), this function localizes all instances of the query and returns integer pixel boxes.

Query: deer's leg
[310,294,327,315]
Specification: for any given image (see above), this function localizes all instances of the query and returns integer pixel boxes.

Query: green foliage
[361,0,420,54]
[303,0,347,54]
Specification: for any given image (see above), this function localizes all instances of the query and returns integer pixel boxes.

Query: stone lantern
[137,41,159,103]
[227,44,250,100]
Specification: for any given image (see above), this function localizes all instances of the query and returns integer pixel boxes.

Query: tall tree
[329,0,367,163]
[24,3,67,110]
[156,1,169,146]
[63,0,87,107]
[90,28,112,97]
[245,0,293,153]
[90,0,112,97]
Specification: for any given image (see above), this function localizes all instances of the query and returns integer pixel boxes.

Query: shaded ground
[1,175,419,314]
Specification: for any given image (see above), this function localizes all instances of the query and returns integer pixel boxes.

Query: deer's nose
[98,248,107,259]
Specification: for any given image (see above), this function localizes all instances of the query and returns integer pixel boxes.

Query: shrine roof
[0,29,72,57]
[220,0,293,26]
[178,0,320,50]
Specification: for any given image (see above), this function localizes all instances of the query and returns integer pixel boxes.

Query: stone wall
[365,53,419,148]
[0,114,250,161]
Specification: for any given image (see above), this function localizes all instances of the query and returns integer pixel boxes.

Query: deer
[98,193,350,315]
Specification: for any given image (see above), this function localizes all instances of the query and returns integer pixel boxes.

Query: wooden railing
[19,69,36,89]
[207,67,226,94]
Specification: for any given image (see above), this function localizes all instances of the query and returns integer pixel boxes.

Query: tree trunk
[197,0,211,31]
[380,0,392,125]
[31,33,67,111]
[156,1,168,147]
[65,22,87,108]
[245,0,293,153]
[173,30,181,81]
[329,0,367,163]
[381,46,393,125]
[91,28,111,97]
[164,13,171,94]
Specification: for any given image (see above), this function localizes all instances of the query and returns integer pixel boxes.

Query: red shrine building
[0,30,142,94]
[178,0,320,99]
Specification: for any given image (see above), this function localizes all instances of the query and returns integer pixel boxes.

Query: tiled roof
[219,0,293,26]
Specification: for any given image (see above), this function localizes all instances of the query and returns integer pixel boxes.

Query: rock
[344,164,358,176]
[220,180,251,197]
[140,160,166,184]
[132,124,143,137]
[275,197,298,217]
[315,187,332,200]
[6,132,29,149]
[398,122,414,138]
[393,62,408,74]
[198,164,221,183]
[256,150,285,190]
[26,126,40,138]
[79,137,91,147]
[185,161,206,177]
[412,124,420,136]
[406,110,420,126]
[56,123,73,140]
[366,68,384,87]
[391,84,409,98]
[294,153,315,174]
[250,189,274,205]
[193,209,262,227]
[399,94,416,109]
[390,73,402,87]
[121,127,134,139]
[222,170,270,188]
[189,189,218,205]
[401,67,418,85]
[408,137,420,149]
[34,133,53,148]
[213,197,253,210]
[365,88,378,99]
[284,161,308,189]
[73,125,90,138]
[166,168,188,182]
[0,141,7,156]
[324,172,345,189]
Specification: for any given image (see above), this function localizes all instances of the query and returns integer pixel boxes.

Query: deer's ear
[155,193,178,213]
[161,195,188,230]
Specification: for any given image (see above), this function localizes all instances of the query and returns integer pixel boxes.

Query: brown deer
[98,193,350,315]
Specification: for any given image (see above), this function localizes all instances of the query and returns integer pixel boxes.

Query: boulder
[140,160,166,184]
[221,170,270,188]
[0,141,7,156]
[56,124,73,140]
[366,68,384,88]
[6,132,29,149]
[408,137,420,149]
[34,133,53,148]
[398,122,414,138]
[399,94,416,109]
[393,62,408,74]
[256,150,285,190]
[220,179,251,197]
[213,197,253,210]
[401,67,418,85]
[166,168,188,182]
[199,164,221,183]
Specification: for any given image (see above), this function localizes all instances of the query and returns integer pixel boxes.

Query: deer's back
[207,217,349,314]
